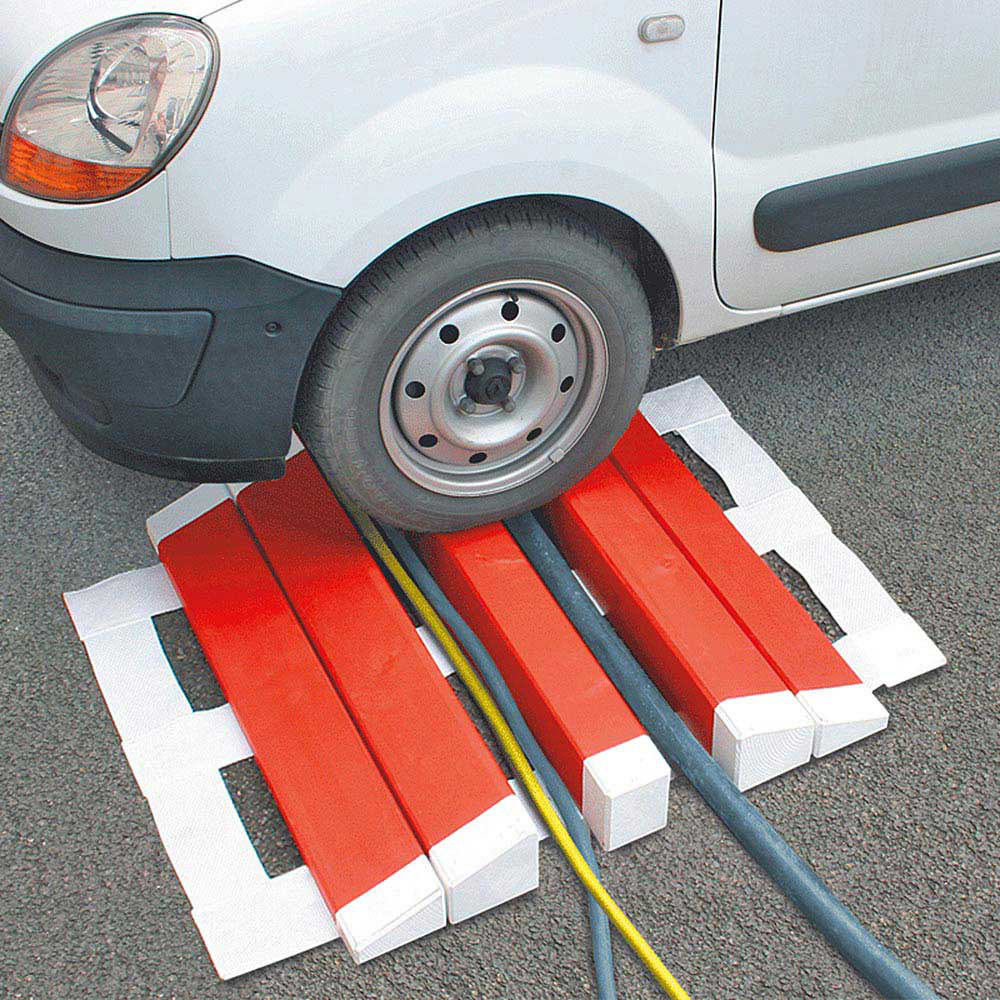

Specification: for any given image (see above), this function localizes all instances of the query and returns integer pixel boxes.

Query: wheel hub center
[464,357,514,406]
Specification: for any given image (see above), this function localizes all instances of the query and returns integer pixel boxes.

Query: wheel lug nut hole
[469,452,488,464]
[560,376,575,393]
[527,428,543,442]
[551,323,566,342]
[501,301,520,321]
[405,381,426,399]
[439,324,460,344]
[418,434,438,448]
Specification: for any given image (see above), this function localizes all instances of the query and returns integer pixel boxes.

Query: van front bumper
[0,217,343,481]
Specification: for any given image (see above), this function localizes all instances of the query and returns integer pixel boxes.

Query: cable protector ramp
[547,459,815,790]
[612,413,889,757]
[418,521,671,850]
[146,485,446,963]
[229,443,539,923]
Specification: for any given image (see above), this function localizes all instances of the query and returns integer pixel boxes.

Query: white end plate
[582,735,671,851]
[428,793,539,924]
[797,684,889,757]
[713,691,814,790]
[335,855,446,964]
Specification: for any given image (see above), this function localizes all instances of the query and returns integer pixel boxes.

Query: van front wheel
[297,201,652,532]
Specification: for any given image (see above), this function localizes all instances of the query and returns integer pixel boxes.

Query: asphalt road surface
[2,264,998,1000]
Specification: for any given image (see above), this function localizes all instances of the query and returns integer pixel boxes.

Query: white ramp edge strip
[429,794,539,924]
[641,376,946,692]
[797,685,889,758]
[65,564,341,979]
[146,483,231,548]
[336,856,446,965]
[582,735,671,851]
[712,691,815,791]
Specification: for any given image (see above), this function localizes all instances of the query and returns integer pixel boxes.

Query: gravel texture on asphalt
[2,264,998,1000]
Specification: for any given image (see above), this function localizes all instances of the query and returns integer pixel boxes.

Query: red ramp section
[546,461,815,791]
[230,449,538,924]
[146,486,445,964]
[611,415,888,756]
[418,522,671,851]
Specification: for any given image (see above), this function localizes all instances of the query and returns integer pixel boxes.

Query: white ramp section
[428,795,540,923]
[712,691,816,791]
[797,685,890,758]
[64,564,552,978]
[64,565,340,980]
[641,376,946,692]
[582,736,672,849]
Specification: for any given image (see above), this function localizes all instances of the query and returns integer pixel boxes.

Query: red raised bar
[612,413,887,756]
[546,460,814,789]
[232,452,538,921]
[150,488,445,962]
[418,522,670,850]
[613,414,862,690]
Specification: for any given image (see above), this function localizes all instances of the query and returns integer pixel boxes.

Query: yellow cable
[348,504,691,1000]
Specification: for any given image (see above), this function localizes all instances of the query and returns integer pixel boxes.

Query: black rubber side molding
[0,217,343,482]
[754,137,1000,252]
[0,274,212,409]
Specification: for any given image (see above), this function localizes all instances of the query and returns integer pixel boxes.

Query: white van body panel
[0,174,171,259]
[167,0,776,343]
[714,0,1000,310]
[3,1,997,337]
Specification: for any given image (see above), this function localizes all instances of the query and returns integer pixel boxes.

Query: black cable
[506,511,940,1000]
[381,523,617,1000]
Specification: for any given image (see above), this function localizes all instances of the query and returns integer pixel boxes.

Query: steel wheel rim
[379,279,609,497]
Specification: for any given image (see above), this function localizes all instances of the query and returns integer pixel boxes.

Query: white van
[2,3,996,529]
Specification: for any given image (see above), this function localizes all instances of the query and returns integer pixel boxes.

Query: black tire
[296,200,652,532]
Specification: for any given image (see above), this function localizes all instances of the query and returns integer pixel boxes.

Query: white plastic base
[65,565,343,980]
[428,794,539,924]
[146,483,230,548]
[582,736,671,851]
[834,615,946,689]
[193,865,336,980]
[797,684,890,757]
[335,856,446,964]
[713,691,814,791]
[641,377,946,693]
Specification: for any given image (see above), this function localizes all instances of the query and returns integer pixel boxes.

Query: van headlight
[0,15,217,203]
